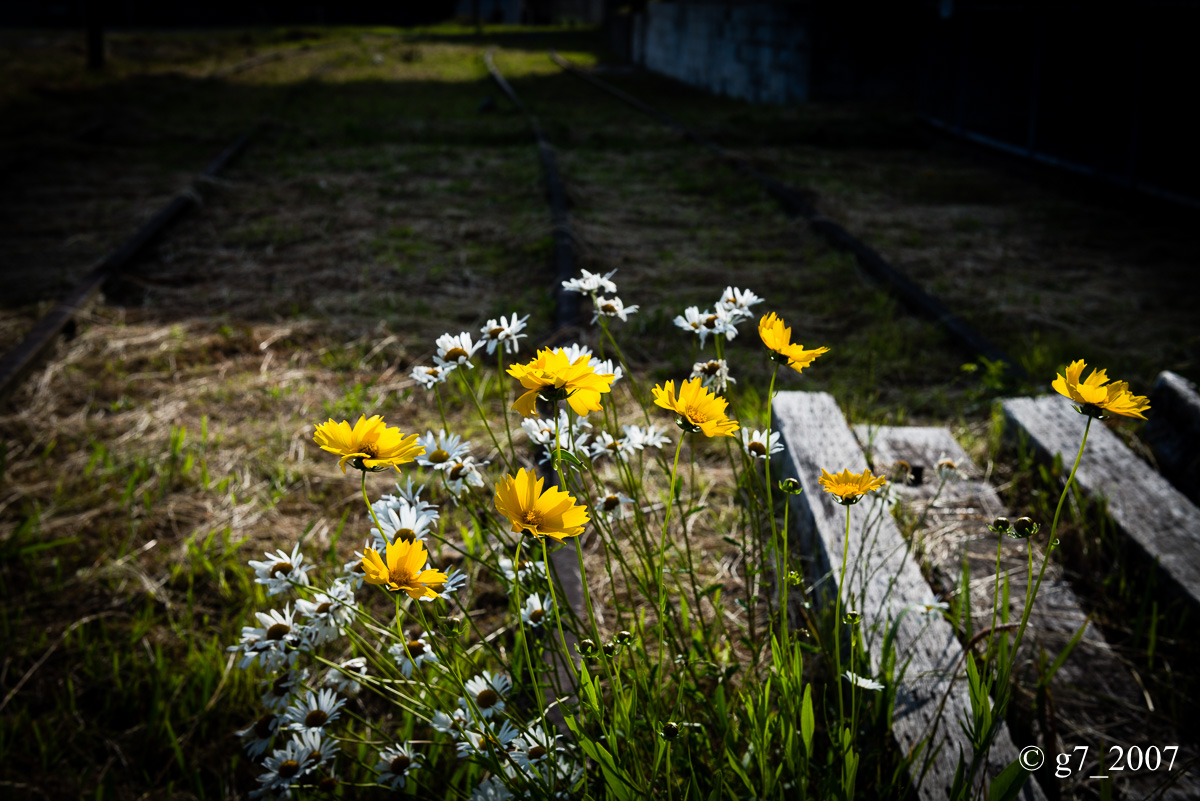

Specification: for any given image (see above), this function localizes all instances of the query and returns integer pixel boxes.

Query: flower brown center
[448,463,466,480]
[272,676,291,694]
[701,361,721,376]
[428,448,450,463]
[316,602,332,615]
[601,303,616,314]
[304,709,329,728]
[704,315,719,329]
[530,608,545,624]
[279,759,301,779]
[266,622,290,640]
[406,640,425,656]
[476,688,500,709]
[445,347,468,361]
[749,442,767,457]
[390,754,411,774]
[605,440,620,452]
[489,327,505,338]
[396,527,416,542]
[603,495,620,512]
[426,367,441,377]
[254,714,275,739]
[528,745,547,760]
[270,561,293,577]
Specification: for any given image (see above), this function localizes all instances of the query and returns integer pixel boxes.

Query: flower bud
[662,721,680,740]
[988,516,1011,535]
[1010,517,1038,539]
[576,638,597,657]
[616,630,633,645]
[778,477,803,495]
[844,610,861,626]
[602,641,618,658]
[439,615,465,638]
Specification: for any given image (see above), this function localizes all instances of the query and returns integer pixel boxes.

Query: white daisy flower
[521,592,553,628]
[590,357,623,385]
[431,707,470,736]
[338,543,373,591]
[557,342,593,363]
[433,332,483,369]
[587,430,636,462]
[374,743,422,790]
[368,503,437,550]
[480,313,530,355]
[260,667,309,712]
[913,594,950,619]
[255,731,320,796]
[717,286,764,320]
[740,429,783,460]
[673,306,737,347]
[444,456,486,499]
[324,657,368,697]
[248,544,313,596]
[512,724,562,771]
[415,429,471,471]
[421,565,467,603]
[591,295,639,324]
[296,582,356,647]
[237,712,282,759]
[498,556,547,583]
[297,728,338,771]
[377,478,439,519]
[388,635,437,678]
[410,362,456,390]
[690,358,735,392]
[470,776,514,801]
[460,671,512,719]
[456,718,520,758]
[598,491,635,520]
[283,688,346,733]
[623,423,671,450]
[561,268,617,295]
[230,605,301,672]
[842,671,884,691]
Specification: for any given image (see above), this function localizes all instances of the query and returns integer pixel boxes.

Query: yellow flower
[758,312,829,374]
[507,348,615,418]
[1052,359,1150,420]
[818,468,887,505]
[313,415,425,473]
[652,378,739,437]
[494,468,589,541]
[361,538,448,600]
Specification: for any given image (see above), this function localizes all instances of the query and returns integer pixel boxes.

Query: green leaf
[801,684,815,759]
[987,758,1030,801]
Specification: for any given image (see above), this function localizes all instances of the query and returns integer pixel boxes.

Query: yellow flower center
[522,509,544,529]
[270,561,293,577]
[445,347,469,361]
[304,709,329,728]
[476,688,500,709]
[428,448,450,463]
[390,754,411,774]
[684,404,708,424]
[605,440,620,452]
[279,760,301,779]
[266,623,290,640]
[427,367,441,377]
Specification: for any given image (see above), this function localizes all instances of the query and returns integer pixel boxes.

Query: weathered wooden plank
[773,392,1045,801]
[1002,395,1200,610]
[858,426,1200,800]
[1145,371,1200,506]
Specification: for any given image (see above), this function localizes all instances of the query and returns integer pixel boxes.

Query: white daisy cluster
[521,408,593,465]
[674,285,764,349]
[251,729,338,798]
[479,313,530,355]
[410,329,489,390]
[249,544,313,596]
[562,269,639,327]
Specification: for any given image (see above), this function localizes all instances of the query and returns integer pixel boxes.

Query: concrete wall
[633,3,811,104]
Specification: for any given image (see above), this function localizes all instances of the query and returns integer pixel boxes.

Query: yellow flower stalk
[494,468,589,541]
[507,348,616,418]
[1052,359,1150,420]
[818,467,887,505]
[757,312,829,374]
[652,377,739,437]
[361,538,448,600]
[313,415,424,473]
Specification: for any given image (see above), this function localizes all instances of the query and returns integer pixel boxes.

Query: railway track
[548,50,1027,381]
[0,46,344,403]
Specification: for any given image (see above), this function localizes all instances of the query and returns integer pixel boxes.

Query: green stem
[834,503,851,725]
[655,435,686,695]
[457,367,512,472]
